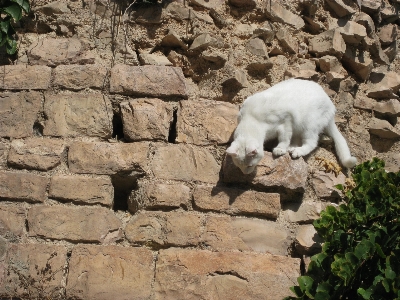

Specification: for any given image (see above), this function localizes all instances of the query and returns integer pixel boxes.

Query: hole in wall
[112,113,124,140]
[168,108,178,143]
[111,174,137,211]
[33,121,44,136]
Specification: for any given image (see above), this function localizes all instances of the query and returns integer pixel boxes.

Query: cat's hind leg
[272,122,292,156]
[289,131,319,158]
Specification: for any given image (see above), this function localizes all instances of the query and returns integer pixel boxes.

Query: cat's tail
[325,120,357,168]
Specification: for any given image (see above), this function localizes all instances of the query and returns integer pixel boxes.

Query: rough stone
[369,118,400,139]
[0,205,25,237]
[285,68,319,81]
[28,205,122,243]
[354,95,376,110]
[374,99,400,116]
[53,64,107,90]
[377,24,397,46]
[264,1,305,29]
[190,0,225,9]
[361,0,382,13]
[309,29,346,58]
[151,144,220,183]
[353,12,375,34]
[120,98,173,142]
[229,0,257,8]
[339,21,367,44]
[312,171,346,199]
[342,48,373,80]
[43,93,112,138]
[0,171,48,203]
[189,33,221,51]
[221,63,250,88]
[0,65,51,90]
[0,244,67,299]
[139,53,173,66]
[246,38,269,57]
[193,185,280,219]
[155,248,301,300]
[202,49,228,64]
[34,1,70,16]
[125,211,202,246]
[28,38,93,66]
[110,64,187,98]
[295,224,323,255]
[68,141,149,175]
[0,92,42,138]
[319,55,347,74]
[176,100,238,145]
[49,175,114,207]
[8,138,65,171]
[67,245,153,300]
[161,30,188,49]
[283,202,324,223]
[370,71,400,93]
[132,3,163,24]
[325,0,356,17]
[276,28,298,54]
[165,2,194,21]
[384,41,398,62]
[203,215,290,255]
[234,24,256,38]
[128,180,191,212]
[223,152,308,192]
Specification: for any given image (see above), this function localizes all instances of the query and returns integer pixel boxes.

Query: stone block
[120,98,173,142]
[0,92,42,138]
[125,211,202,247]
[66,245,153,300]
[8,138,65,171]
[222,152,308,192]
[276,28,299,54]
[325,0,356,17]
[193,185,280,219]
[0,244,68,299]
[339,21,367,44]
[191,0,224,9]
[369,118,400,139]
[28,205,122,243]
[154,248,301,300]
[342,48,373,81]
[377,24,397,46]
[246,38,269,57]
[110,64,187,98]
[53,64,107,90]
[49,175,113,207]
[312,171,346,199]
[176,100,238,145]
[0,205,25,237]
[43,93,113,138]
[203,215,290,255]
[283,201,325,223]
[0,171,48,203]
[189,33,222,51]
[128,180,190,212]
[309,29,346,58]
[139,53,173,66]
[0,65,51,90]
[295,224,323,255]
[374,99,400,116]
[264,1,305,29]
[28,38,94,66]
[68,141,149,175]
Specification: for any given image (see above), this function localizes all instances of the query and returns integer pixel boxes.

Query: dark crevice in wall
[168,108,178,143]
[33,121,44,136]
[111,174,137,211]
[112,113,124,140]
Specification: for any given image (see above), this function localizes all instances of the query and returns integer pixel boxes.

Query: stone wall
[0,0,399,299]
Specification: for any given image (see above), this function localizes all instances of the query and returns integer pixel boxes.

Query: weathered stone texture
[0,243,68,299]
[0,65,51,90]
[68,141,149,175]
[66,245,154,300]
[264,1,305,29]
[342,48,373,81]
[43,93,112,138]
[309,29,346,58]
[295,224,323,255]
[312,171,346,199]
[49,175,114,207]
[28,38,94,66]
[110,64,187,98]
[0,171,48,203]
[155,248,301,300]
[176,100,238,145]
[0,205,25,237]
[193,185,280,219]
[8,138,65,171]
[120,98,173,142]
[128,180,191,212]
[28,205,122,243]
[0,92,42,138]
[53,64,107,90]
[283,202,325,223]
[125,211,202,247]
[223,152,308,192]
[151,144,220,183]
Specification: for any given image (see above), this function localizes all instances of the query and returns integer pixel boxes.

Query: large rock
[43,93,113,138]
[222,152,308,192]
[276,28,299,54]
[120,98,173,142]
[0,65,51,90]
[264,1,305,29]
[150,144,220,183]
[309,29,346,58]
[68,141,149,175]
[193,185,280,218]
[53,64,107,90]
[203,215,290,255]
[154,248,301,300]
[354,12,375,34]
[339,21,367,44]
[110,64,187,98]
[34,0,71,16]
[368,71,400,99]
[0,92,42,138]
[325,0,356,17]
[8,138,65,171]
[369,118,400,139]
[295,224,323,255]
[374,99,400,116]
[0,171,48,203]
[28,205,122,243]
[377,24,397,46]
[283,202,324,223]
[66,245,154,300]
[176,100,238,145]
[49,175,114,207]
[312,171,346,199]
[0,205,25,237]
[342,48,373,80]
[189,33,222,51]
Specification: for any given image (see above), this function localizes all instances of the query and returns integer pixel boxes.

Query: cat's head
[226,139,264,174]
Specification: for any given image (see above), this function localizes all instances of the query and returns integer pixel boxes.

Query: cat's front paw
[273,147,287,156]
[290,148,305,158]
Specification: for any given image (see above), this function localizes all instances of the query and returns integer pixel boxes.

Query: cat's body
[226,78,357,174]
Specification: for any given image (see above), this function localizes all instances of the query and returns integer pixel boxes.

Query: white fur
[226,78,357,174]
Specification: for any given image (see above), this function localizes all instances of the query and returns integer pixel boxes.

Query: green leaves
[288,158,400,300]
[0,0,30,55]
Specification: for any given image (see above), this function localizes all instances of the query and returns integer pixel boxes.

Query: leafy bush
[0,0,30,54]
[286,158,400,300]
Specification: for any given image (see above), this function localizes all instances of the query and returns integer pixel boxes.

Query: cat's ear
[226,143,239,157]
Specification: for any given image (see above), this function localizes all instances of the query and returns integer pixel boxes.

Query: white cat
[226,78,357,174]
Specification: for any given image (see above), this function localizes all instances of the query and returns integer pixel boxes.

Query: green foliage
[285,158,400,300]
[0,0,30,55]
